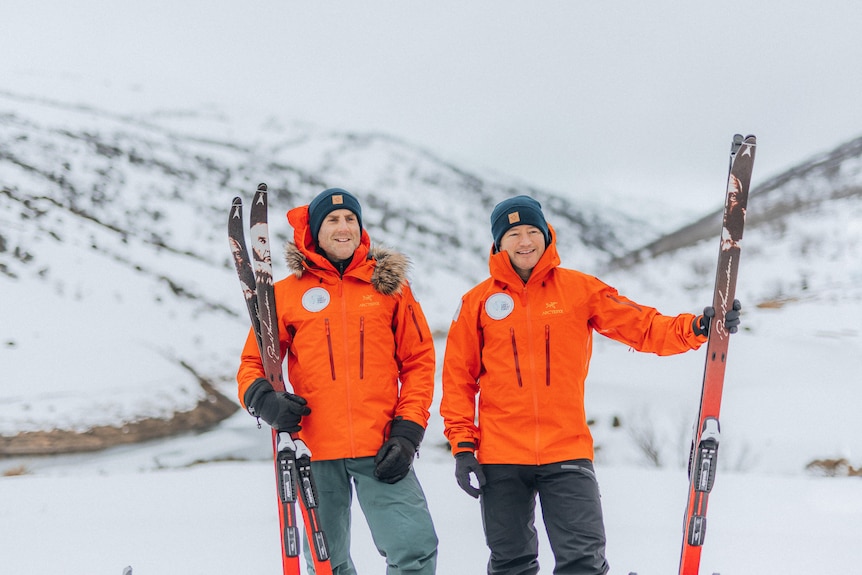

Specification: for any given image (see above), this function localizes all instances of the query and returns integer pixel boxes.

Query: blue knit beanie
[308,188,363,240]
[490,195,550,249]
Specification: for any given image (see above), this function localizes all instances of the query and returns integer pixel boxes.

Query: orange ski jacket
[441,224,705,466]
[237,205,435,461]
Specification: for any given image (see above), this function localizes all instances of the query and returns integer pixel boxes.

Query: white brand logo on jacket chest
[485,293,515,320]
[302,287,331,312]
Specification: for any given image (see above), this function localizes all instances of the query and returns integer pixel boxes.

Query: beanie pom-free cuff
[308,188,363,239]
[490,195,550,249]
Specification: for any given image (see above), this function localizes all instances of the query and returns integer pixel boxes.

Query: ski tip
[257,182,268,192]
[231,196,242,205]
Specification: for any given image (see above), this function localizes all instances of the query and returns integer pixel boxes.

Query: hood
[285,204,409,295]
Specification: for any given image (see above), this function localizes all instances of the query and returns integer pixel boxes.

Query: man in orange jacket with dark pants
[441,195,740,575]
[238,188,438,574]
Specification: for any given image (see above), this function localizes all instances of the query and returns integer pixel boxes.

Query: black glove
[693,299,742,337]
[374,418,424,484]
[725,299,742,333]
[455,451,486,499]
[243,378,311,432]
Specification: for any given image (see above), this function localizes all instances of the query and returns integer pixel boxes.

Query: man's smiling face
[317,208,361,261]
[499,224,546,280]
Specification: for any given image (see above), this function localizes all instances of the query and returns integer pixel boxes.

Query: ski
[678,134,756,575]
[229,184,332,575]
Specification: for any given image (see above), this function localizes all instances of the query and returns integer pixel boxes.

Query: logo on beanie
[508,212,521,224]
[485,293,515,320]
[302,287,331,312]
[331,195,344,205]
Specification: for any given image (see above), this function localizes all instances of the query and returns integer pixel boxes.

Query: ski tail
[229,184,332,575]
[678,134,756,575]
[293,439,332,568]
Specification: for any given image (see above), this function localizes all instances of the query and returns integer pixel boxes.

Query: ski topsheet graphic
[678,135,756,575]
[229,184,332,575]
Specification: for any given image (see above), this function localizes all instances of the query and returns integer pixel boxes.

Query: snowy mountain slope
[606,133,862,307]
[0,89,650,325]
[590,134,862,476]
[0,89,648,442]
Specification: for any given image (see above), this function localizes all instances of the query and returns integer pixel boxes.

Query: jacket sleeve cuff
[687,314,708,345]
[390,418,425,447]
[452,441,477,455]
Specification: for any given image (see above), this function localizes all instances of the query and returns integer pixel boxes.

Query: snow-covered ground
[2,410,860,575]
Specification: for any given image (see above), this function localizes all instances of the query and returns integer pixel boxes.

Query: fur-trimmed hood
[284,241,410,296]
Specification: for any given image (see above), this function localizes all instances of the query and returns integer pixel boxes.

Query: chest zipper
[545,324,551,386]
[324,318,336,380]
[359,316,365,379]
[510,327,523,387]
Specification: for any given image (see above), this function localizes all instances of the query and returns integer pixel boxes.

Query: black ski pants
[479,459,610,575]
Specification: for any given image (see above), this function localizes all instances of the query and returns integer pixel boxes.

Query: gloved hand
[455,451,486,499]
[243,378,311,432]
[374,418,424,484]
[693,299,742,336]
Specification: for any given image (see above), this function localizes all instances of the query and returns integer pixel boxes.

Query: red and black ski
[229,184,332,575]
[678,134,756,575]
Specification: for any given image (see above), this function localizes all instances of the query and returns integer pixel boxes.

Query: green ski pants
[304,456,438,575]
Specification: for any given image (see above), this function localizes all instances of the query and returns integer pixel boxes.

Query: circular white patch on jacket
[484,293,515,320]
[302,287,331,312]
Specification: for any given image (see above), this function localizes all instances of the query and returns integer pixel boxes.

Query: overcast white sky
[3,1,862,216]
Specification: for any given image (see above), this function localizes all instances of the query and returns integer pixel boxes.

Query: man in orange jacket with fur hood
[238,188,437,575]
[441,195,740,575]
